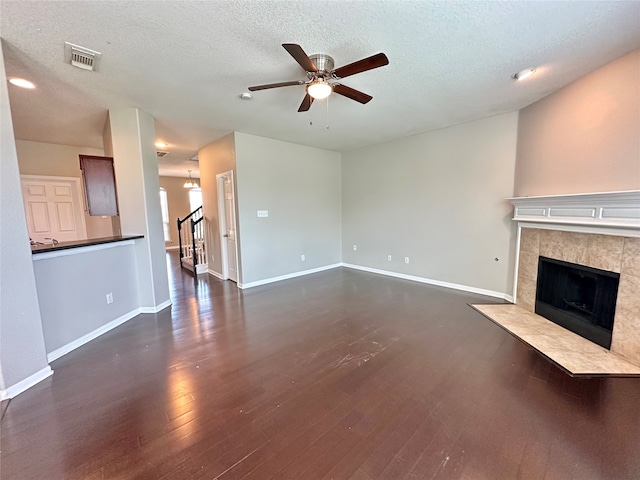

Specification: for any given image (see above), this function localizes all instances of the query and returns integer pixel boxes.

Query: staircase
[177,206,207,275]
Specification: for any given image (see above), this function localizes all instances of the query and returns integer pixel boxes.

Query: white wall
[515,48,640,196]
[33,243,139,355]
[342,112,519,297]
[234,132,342,285]
[15,140,113,238]
[0,43,50,396]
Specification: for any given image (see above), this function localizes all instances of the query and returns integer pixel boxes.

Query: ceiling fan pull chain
[326,96,330,130]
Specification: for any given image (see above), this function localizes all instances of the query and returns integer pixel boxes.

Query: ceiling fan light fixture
[307,81,332,100]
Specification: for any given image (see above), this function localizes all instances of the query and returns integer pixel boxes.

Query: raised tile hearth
[503,191,640,373]
[472,303,640,376]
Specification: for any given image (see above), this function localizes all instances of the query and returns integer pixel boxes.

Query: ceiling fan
[248,44,389,112]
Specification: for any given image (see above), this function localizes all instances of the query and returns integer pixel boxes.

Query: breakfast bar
[32,235,147,361]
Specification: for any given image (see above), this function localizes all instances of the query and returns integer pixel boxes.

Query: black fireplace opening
[535,256,620,349]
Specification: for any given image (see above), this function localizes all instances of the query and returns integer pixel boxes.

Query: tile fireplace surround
[478,191,640,374]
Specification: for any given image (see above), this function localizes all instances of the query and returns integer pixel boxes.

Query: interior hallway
[1,252,639,479]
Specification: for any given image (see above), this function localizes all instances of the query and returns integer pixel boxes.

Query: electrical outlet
[404,257,409,264]
[106,292,114,304]
[387,255,392,261]
[211,254,215,262]
[353,245,357,251]
[301,254,306,261]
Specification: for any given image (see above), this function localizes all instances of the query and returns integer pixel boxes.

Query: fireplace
[508,190,640,367]
[535,256,619,349]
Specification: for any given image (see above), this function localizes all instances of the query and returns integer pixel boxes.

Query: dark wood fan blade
[298,93,314,112]
[248,80,304,91]
[283,44,318,72]
[333,84,373,104]
[332,53,389,79]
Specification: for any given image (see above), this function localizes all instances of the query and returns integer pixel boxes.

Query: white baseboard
[47,308,143,362]
[208,269,224,280]
[0,366,54,400]
[195,263,208,275]
[238,263,342,289]
[140,299,172,314]
[341,263,512,301]
[47,299,172,364]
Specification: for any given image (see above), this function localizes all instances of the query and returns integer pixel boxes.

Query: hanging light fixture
[183,170,199,189]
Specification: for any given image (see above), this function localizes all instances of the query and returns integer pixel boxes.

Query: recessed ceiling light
[240,92,252,100]
[513,68,536,81]
[9,78,36,89]
[155,141,168,148]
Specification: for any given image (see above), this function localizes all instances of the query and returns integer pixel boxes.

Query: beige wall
[234,132,342,285]
[342,112,519,297]
[198,133,238,276]
[16,140,104,177]
[159,176,193,248]
[15,140,113,238]
[515,49,640,196]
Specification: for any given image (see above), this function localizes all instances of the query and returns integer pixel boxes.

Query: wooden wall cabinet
[79,155,119,216]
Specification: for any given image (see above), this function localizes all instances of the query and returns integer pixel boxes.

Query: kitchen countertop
[31,235,144,254]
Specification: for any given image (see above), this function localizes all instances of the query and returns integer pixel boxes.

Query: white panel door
[223,175,238,283]
[21,176,87,243]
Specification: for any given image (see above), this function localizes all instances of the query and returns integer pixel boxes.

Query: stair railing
[177,206,205,270]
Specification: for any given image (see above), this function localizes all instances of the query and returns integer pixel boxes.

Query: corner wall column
[104,108,170,311]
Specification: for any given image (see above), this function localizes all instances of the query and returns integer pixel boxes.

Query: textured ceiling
[1,1,639,177]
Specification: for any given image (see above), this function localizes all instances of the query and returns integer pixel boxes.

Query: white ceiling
[2,1,639,178]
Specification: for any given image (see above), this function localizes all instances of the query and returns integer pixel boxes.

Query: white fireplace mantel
[508,190,640,231]
[508,190,640,369]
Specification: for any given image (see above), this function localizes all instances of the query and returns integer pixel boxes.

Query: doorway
[217,171,239,283]
[21,175,87,243]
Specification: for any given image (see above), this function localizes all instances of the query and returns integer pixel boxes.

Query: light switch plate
[257,210,269,218]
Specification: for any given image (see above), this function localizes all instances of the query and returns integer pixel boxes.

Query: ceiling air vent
[157,151,169,158]
[64,42,101,72]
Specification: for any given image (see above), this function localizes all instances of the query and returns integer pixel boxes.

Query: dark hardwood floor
[2,251,639,479]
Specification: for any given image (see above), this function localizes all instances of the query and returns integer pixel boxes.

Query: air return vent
[64,42,101,71]
[156,151,169,158]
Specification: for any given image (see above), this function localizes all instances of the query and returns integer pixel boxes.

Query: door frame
[216,170,239,282]
[20,174,88,240]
